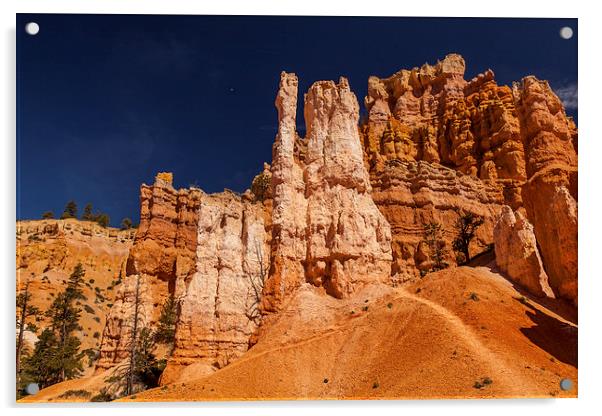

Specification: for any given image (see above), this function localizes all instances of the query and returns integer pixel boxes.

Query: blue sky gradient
[16,15,577,226]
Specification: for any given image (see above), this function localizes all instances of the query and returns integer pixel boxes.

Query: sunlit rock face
[514,76,578,305]
[95,55,578,384]
[262,72,393,313]
[494,206,554,298]
[97,173,202,371]
[360,55,577,299]
[161,191,270,384]
[17,219,135,355]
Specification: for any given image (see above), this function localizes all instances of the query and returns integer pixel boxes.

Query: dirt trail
[396,287,531,396]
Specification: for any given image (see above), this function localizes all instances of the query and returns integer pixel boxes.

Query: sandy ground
[21,263,577,402]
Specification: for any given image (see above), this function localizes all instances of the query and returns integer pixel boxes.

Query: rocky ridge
[16,219,135,354]
[19,54,578,399]
[360,54,577,303]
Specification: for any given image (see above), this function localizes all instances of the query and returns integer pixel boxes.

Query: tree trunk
[127,275,141,396]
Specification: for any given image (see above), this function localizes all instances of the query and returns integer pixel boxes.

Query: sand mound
[130,266,577,401]
[22,265,577,402]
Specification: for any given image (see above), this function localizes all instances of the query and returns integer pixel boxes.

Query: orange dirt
[131,265,577,401]
[22,264,577,402]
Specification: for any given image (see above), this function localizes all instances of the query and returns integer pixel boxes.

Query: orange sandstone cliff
[20,54,578,401]
[96,54,578,382]
[16,219,135,358]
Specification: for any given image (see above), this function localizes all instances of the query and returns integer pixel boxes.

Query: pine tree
[29,263,87,385]
[60,200,78,219]
[120,217,133,230]
[22,328,61,389]
[82,203,93,221]
[16,280,40,392]
[154,295,177,347]
[95,213,110,228]
[452,211,485,264]
[133,327,163,388]
[65,263,86,302]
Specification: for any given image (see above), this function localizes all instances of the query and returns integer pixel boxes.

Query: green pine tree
[22,328,61,389]
[24,263,87,388]
[95,213,110,228]
[82,203,93,221]
[120,217,133,230]
[16,280,40,394]
[154,296,177,347]
[105,275,164,397]
[60,200,78,219]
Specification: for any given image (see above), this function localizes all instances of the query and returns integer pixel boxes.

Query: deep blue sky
[16,15,577,226]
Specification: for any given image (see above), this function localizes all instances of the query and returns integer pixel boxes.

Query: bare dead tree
[126,274,142,396]
[244,239,269,325]
[104,273,146,397]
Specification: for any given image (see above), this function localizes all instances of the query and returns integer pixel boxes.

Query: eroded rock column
[515,77,578,304]
[162,191,270,383]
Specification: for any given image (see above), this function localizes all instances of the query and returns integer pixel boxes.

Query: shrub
[84,304,95,314]
[250,171,271,201]
[59,389,91,399]
[469,292,479,301]
[473,377,493,389]
[452,210,484,265]
[60,201,78,219]
[121,218,133,230]
[93,332,100,339]
[516,296,529,306]
[90,388,113,402]
[42,211,55,219]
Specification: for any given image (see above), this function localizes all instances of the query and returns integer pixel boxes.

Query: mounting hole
[25,22,40,36]
[560,378,573,391]
[559,27,573,40]
[25,383,40,395]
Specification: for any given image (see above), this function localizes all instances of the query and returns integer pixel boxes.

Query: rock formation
[16,219,135,353]
[262,72,392,312]
[370,160,504,281]
[161,191,270,383]
[88,55,578,388]
[360,54,577,303]
[514,77,578,304]
[97,173,202,370]
[493,206,554,297]
[362,54,526,182]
